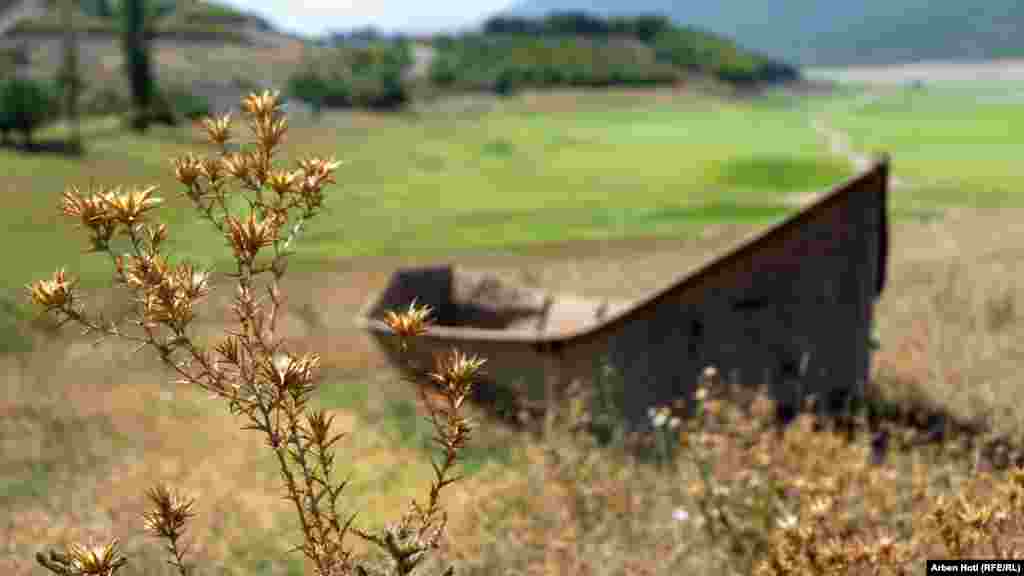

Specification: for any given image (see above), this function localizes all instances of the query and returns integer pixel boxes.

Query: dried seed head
[215,334,242,365]
[809,496,834,518]
[246,148,272,188]
[272,351,292,374]
[65,538,127,576]
[383,300,433,349]
[201,112,233,146]
[199,156,226,184]
[142,484,197,540]
[266,168,299,197]
[297,156,344,180]
[220,152,248,182]
[101,185,162,227]
[241,90,281,119]
[224,212,278,262]
[61,185,108,229]
[27,268,78,311]
[266,350,321,392]
[171,153,203,188]
[254,114,288,152]
[776,513,799,530]
[174,263,211,301]
[116,253,169,290]
[430,348,485,394]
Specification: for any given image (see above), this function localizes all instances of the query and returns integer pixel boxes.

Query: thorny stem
[30,90,467,576]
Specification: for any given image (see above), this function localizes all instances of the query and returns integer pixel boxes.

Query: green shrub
[287,42,411,111]
[0,77,60,147]
[431,34,683,94]
[144,88,179,127]
[483,12,672,41]
[287,68,348,111]
[351,69,408,109]
[494,66,522,97]
[160,84,212,120]
[429,55,458,86]
[82,86,131,117]
[652,27,799,86]
[439,13,796,94]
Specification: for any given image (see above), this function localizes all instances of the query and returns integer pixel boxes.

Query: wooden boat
[356,158,890,430]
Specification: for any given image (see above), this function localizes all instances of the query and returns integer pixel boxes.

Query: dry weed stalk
[27,90,479,576]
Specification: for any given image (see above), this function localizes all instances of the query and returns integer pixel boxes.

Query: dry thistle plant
[640,366,919,574]
[27,90,482,576]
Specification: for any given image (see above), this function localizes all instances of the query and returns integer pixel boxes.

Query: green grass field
[1,91,854,301]
[6,81,1019,348]
[813,82,1024,207]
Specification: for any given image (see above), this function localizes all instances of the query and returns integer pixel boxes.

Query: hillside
[506,0,1024,66]
[439,12,800,96]
[0,0,329,116]
[1,0,270,37]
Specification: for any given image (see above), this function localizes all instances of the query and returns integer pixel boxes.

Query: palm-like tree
[59,0,82,152]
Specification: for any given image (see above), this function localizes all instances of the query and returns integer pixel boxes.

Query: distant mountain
[505,1,1024,66]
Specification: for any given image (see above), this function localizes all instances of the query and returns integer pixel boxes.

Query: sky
[214,0,518,38]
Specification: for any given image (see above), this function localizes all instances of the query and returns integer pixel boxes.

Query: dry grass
[872,209,1024,440]
[12,203,1024,575]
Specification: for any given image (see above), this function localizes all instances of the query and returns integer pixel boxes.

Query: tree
[121,0,154,132]
[59,0,83,153]
[78,0,114,18]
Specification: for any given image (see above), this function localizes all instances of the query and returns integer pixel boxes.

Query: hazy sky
[214,0,517,37]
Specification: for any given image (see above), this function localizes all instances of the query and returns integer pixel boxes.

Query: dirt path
[810,92,911,187]
[783,91,914,207]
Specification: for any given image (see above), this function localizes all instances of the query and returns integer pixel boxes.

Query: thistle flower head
[101,185,162,227]
[67,539,127,576]
[201,112,233,146]
[266,168,299,197]
[61,185,108,229]
[241,89,282,119]
[224,211,279,262]
[429,348,485,395]
[142,484,197,541]
[383,300,433,350]
[27,268,78,311]
[171,152,204,188]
